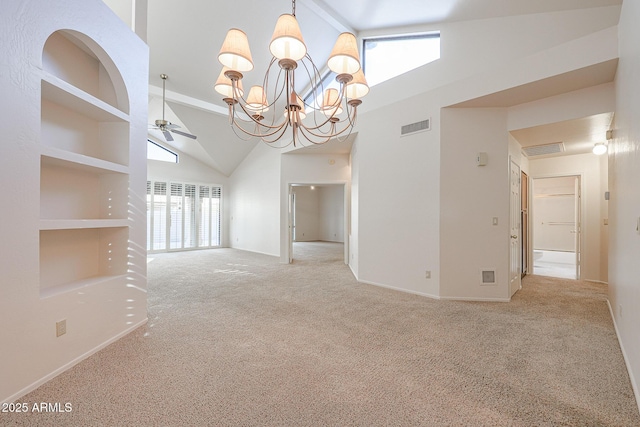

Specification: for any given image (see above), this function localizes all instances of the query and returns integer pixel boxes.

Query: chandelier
[214,0,369,147]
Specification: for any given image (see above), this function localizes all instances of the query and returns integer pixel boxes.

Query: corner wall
[440,108,510,300]
[609,0,640,410]
[229,144,281,257]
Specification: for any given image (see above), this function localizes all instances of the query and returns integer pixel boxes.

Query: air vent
[481,269,496,285]
[401,119,430,136]
[522,142,565,157]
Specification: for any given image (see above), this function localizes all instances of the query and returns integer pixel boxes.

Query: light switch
[477,152,488,166]
[492,217,498,226]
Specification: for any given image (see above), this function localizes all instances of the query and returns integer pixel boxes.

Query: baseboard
[440,295,511,302]
[607,300,640,415]
[585,279,609,285]
[2,318,147,404]
[356,278,441,300]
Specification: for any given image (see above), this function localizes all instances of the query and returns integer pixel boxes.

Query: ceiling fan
[150,74,197,142]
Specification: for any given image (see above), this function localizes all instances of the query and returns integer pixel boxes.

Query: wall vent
[401,119,430,136]
[522,142,564,157]
[481,269,496,285]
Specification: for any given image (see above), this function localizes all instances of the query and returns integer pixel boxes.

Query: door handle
[511,235,518,239]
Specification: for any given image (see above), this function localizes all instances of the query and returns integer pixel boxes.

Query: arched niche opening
[42,29,129,114]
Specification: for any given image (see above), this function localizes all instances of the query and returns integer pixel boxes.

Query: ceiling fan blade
[171,129,197,140]
[162,130,174,142]
[165,123,180,129]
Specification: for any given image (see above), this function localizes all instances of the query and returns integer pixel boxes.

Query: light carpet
[3,242,639,426]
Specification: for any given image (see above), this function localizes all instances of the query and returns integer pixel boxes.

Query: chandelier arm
[297,123,340,146]
[230,113,290,138]
[299,118,354,139]
[298,55,350,129]
[261,58,288,113]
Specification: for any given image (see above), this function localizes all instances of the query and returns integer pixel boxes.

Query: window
[147,139,178,163]
[362,33,440,87]
[147,180,222,252]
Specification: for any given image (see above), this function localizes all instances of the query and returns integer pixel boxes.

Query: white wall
[528,153,606,282]
[102,0,147,42]
[440,108,510,300]
[609,0,640,410]
[229,143,281,257]
[349,8,619,301]
[148,142,231,247]
[359,6,621,115]
[353,101,441,298]
[293,186,320,241]
[0,0,148,403]
[292,185,345,243]
[319,186,345,242]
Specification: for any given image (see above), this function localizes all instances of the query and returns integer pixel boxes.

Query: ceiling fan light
[593,142,607,155]
[218,28,254,72]
[269,14,307,61]
[327,32,361,75]
[346,68,370,99]
[246,86,269,113]
[214,67,244,98]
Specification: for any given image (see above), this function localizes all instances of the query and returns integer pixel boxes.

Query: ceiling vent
[522,142,565,157]
[401,119,430,136]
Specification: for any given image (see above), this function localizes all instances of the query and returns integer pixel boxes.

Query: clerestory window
[362,33,440,87]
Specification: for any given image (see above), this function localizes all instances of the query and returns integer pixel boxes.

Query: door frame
[509,158,522,296]
[286,182,349,264]
[530,173,583,280]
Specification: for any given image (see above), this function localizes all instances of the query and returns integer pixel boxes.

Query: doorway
[288,183,348,264]
[532,175,581,279]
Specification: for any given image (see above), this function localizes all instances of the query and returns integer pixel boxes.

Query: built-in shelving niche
[39,30,130,298]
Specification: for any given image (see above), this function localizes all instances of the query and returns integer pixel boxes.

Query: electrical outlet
[425,270,431,279]
[56,319,66,337]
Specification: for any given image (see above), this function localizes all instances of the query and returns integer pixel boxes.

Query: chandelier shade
[214,67,244,98]
[321,88,343,116]
[246,86,269,113]
[327,32,361,75]
[269,14,307,61]
[214,0,369,147]
[346,69,370,100]
[218,29,254,72]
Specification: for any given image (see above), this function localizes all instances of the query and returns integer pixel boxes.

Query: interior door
[510,159,522,296]
[574,177,581,279]
[288,186,294,264]
[521,171,529,278]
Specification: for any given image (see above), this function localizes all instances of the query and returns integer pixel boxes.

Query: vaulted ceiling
[143,0,622,174]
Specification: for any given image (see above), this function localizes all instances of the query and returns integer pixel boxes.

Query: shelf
[39,227,129,296]
[40,274,128,299]
[40,156,129,220]
[41,146,128,174]
[41,71,129,122]
[40,219,129,230]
